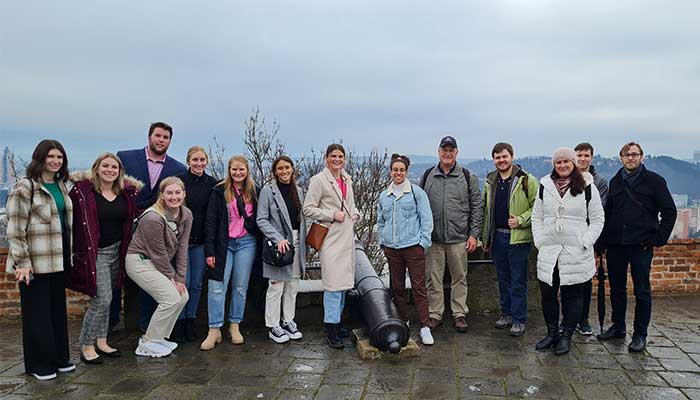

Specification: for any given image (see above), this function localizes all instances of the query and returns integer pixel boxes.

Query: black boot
[170,320,186,343]
[326,323,344,349]
[335,323,351,338]
[184,318,197,342]
[535,324,560,351]
[555,328,573,355]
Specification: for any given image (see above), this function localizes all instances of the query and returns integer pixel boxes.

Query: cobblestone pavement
[1,296,700,399]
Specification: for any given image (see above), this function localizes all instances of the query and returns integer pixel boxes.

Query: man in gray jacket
[420,136,483,332]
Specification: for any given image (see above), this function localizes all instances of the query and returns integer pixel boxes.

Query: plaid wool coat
[5,178,73,274]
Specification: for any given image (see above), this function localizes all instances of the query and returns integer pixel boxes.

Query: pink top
[228,196,253,239]
[336,177,347,199]
[145,148,165,189]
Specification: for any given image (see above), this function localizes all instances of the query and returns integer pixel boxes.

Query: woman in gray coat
[257,156,307,344]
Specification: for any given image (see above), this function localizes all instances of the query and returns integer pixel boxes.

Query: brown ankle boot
[199,328,222,351]
[229,323,244,344]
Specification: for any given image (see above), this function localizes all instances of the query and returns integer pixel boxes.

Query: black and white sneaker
[269,326,290,343]
[281,320,303,340]
[578,321,594,336]
[57,362,76,373]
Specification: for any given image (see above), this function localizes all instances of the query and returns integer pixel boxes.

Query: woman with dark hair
[171,146,217,342]
[303,144,360,348]
[5,139,75,380]
[201,155,259,350]
[257,156,307,343]
[127,176,192,358]
[68,153,142,364]
[531,147,604,355]
[377,154,434,345]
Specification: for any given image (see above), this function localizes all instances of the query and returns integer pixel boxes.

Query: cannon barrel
[353,240,409,353]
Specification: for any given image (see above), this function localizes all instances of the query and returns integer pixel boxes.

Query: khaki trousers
[125,254,189,341]
[426,242,469,319]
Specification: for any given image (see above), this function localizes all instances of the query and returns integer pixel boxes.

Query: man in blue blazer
[111,122,187,333]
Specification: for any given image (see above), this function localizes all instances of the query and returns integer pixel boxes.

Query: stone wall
[1,238,700,317]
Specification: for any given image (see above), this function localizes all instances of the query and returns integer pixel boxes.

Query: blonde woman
[172,146,217,342]
[303,143,359,348]
[126,176,192,357]
[201,155,259,350]
[68,153,142,364]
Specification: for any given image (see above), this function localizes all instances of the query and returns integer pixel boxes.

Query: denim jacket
[377,181,433,250]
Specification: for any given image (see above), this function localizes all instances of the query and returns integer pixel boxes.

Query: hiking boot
[555,329,573,356]
[495,315,513,329]
[509,322,526,337]
[454,317,468,333]
[325,323,344,349]
[335,323,350,338]
[427,318,442,330]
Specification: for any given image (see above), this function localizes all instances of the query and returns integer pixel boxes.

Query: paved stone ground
[1,295,700,399]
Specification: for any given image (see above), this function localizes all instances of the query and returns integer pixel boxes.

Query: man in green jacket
[481,143,538,336]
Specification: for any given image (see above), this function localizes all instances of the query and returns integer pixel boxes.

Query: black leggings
[540,266,586,331]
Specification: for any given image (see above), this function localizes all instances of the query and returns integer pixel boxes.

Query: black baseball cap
[439,136,458,148]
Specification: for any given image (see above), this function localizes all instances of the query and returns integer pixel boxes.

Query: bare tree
[243,107,285,186]
[207,136,226,181]
[7,150,27,182]
[345,148,390,271]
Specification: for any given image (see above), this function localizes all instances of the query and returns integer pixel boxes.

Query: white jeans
[264,230,301,327]
[126,254,188,341]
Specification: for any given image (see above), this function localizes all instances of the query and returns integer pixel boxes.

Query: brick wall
[0,247,90,318]
[1,239,700,317]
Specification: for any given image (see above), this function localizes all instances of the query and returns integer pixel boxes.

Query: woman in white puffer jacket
[531,147,604,356]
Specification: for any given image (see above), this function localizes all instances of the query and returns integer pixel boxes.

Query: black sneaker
[628,336,646,352]
[597,326,626,341]
[281,320,303,340]
[268,326,290,344]
[578,321,594,336]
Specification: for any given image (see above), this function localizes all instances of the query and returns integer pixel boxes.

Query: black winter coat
[601,165,677,247]
[204,184,259,281]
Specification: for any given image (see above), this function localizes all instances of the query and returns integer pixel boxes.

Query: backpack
[420,166,472,193]
[539,183,592,224]
[132,207,177,235]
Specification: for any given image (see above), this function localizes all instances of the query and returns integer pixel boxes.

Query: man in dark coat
[598,142,677,352]
[111,122,187,332]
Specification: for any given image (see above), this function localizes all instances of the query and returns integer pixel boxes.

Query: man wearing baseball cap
[419,136,483,332]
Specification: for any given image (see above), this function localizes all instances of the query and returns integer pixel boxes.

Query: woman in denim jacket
[377,154,434,345]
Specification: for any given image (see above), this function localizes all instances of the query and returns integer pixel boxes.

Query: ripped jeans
[206,234,257,327]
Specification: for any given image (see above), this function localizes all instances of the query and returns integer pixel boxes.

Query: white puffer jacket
[531,172,604,286]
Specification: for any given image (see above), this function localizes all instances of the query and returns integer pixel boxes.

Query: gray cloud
[2,0,699,166]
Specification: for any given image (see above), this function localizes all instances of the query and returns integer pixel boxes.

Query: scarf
[553,176,571,198]
[622,166,643,186]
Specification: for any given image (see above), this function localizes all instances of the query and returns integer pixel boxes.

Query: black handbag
[261,194,296,267]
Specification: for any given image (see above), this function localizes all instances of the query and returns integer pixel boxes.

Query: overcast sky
[2,0,699,166]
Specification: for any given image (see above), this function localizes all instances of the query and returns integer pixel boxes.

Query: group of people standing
[5,124,677,381]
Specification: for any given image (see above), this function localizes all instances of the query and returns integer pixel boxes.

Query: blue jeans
[207,234,257,327]
[492,231,531,324]
[179,244,207,320]
[323,290,346,324]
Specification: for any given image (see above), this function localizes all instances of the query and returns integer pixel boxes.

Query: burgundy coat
[67,174,141,297]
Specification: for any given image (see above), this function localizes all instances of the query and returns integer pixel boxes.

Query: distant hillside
[408,155,700,200]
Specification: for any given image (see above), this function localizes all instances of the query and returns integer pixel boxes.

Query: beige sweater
[128,206,192,283]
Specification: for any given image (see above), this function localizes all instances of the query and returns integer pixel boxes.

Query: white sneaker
[269,326,291,343]
[32,372,57,381]
[281,320,303,340]
[57,363,76,373]
[156,339,178,351]
[420,326,434,346]
[135,337,172,358]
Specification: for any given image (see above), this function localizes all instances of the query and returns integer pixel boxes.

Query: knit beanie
[552,147,579,168]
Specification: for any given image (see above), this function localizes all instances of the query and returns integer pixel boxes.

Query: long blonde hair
[221,155,256,203]
[153,176,186,215]
[90,153,125,194]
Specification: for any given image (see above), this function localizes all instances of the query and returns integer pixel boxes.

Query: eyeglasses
[621,153,641,159]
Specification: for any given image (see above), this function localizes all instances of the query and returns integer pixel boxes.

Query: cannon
[352,240,409,354]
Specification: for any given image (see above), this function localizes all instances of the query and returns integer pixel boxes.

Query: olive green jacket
[481,165,538,247]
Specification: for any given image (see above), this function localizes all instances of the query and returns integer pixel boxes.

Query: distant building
[1,147,10,185]
[671,208,691,239]
[688,207,700,233]
[672,194,688,208]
